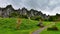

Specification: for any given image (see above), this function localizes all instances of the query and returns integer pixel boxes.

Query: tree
[9,12,19,17]
[48,16,54,21]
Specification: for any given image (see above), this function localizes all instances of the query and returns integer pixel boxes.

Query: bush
[31,16,42,21]
[20,15,28,19]
[9,12,20,17]
[47,26,58,31]
[48,16,54,21]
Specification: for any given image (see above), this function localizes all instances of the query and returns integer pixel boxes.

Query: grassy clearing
[40,22,60,34]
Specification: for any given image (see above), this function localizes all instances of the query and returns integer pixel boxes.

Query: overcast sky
[0,0,60,15]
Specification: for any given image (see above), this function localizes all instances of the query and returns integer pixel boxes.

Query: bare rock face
[21,7,28,15]
[0,8,2,17]
[2,5,14,17]
[0,5,48,19]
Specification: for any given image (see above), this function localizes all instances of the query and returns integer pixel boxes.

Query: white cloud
[49,0,60,5]
[52,6,60,14]
[0,0,60,15]
[42,6,60,15]
[0,0,10,7]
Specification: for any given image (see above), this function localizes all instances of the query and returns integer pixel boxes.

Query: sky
[0,0,60,15]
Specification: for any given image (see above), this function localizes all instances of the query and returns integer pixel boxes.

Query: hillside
[0,5,48,19]
[0,18,52,34]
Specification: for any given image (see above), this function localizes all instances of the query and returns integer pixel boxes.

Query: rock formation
[0,5,48,19]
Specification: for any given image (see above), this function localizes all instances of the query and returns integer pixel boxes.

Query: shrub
[31,16,42,21]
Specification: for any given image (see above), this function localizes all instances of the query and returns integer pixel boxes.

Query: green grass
[0,18,53,34]
[0,18,40,34]
[40,22,60,34]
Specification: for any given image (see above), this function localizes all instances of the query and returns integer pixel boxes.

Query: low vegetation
[0,17,60,34]
[40,22,60,34]
[0,18,39,34]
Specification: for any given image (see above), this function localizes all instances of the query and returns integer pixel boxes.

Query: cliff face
[0,5,48,19]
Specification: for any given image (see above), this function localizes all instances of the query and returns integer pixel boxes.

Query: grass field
[0,18,39,34]
[40,22,60,34]
[0,18,57,34]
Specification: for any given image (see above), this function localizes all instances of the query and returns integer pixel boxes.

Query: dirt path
[32,23,54,34]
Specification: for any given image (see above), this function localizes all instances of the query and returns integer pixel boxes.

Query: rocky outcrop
[0,5,48,19]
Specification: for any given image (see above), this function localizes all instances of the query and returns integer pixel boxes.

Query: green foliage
[48,16,59,21]
[0,18,52,34]
[48,16,54,21]
[0,18,39,30]
[44,19,48,21]
[31,16,42,21]
[40,22,60,34]
[0,18,40,34]
[9,12,19,17]
[21,15,28,19]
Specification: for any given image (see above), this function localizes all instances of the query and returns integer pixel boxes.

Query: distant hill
[0,5,49,20]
